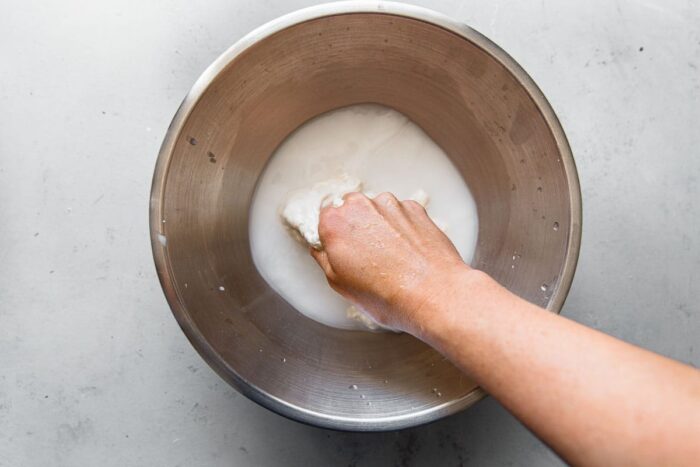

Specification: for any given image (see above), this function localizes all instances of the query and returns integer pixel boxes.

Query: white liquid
[249,104,479,330]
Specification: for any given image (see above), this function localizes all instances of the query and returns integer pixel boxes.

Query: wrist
[407,264,489,341]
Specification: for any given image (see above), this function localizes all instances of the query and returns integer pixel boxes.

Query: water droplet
[281,357,286,363]
[258,348,263,353]
[188,137,197,145]
[436,391,442,398]
[553,222,560,231]
[161,219,166,224]
[383,379,388,384]
[218,286,225,291]
[360,394,366,399]
[511,264,515,269]
[540,284,548,292]
[367,402,372,407]
[537,186,543,192]
[349,384,358,390]
[184,283,188,288]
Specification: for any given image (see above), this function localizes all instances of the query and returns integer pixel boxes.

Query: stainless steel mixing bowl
[150,1,581,430]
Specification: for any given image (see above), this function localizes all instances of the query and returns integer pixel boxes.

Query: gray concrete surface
[1,0,699,465]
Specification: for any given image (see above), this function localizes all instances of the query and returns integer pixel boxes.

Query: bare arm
[311,192,700,467]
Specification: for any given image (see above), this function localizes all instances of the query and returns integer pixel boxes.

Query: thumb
[309,247,335,279]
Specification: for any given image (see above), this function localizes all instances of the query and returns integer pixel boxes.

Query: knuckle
[375,192,399,206]
[342,191,366,204]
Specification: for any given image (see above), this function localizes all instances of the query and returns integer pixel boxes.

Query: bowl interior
[152,11,578,429]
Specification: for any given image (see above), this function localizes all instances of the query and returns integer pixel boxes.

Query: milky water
[249,104,479,330]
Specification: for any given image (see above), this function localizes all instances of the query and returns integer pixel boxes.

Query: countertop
[1,0,698,465]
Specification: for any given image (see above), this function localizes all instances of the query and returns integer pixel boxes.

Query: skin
[311,192,700,467]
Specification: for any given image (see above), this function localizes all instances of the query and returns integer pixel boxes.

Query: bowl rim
[149,0,582,431]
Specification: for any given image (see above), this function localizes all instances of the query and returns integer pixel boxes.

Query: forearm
[313,192,700,464]
[417,267,700,467]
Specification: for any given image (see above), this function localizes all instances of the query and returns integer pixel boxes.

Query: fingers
[401,199,432,226]
[374,192,423,236]
[341,191,369,204]
[401,200,460,253]
[320,191,375,243]
[373,192,405,226]
[320,191,432,248]
[372,192,402,215]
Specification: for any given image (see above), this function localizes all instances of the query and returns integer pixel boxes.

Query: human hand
[310,192,470,333]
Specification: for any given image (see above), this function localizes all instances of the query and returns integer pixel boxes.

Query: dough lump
[280,174,363,249]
